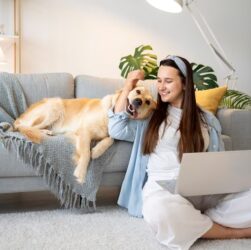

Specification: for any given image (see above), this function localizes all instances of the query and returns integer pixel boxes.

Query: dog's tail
[14,125,44,144]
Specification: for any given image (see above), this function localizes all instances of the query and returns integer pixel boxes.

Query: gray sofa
[0,72,251,195]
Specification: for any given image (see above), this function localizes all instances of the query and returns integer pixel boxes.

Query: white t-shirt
[147,105,209,181]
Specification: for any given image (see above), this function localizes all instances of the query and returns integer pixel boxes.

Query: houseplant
[119,45,251,110]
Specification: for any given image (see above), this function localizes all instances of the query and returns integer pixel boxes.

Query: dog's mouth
[126,100,138,119]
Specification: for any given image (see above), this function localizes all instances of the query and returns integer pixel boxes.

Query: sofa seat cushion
[0,140,132,178]
[102,140,132,173]
[0,145,37,177]
[0,177,48,193]
[100,172,125,186]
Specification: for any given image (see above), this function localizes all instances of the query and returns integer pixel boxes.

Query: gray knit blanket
[0,72,114,212]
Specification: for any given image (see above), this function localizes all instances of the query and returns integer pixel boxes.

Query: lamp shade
[146,0,183,13]
[0,46,7,64]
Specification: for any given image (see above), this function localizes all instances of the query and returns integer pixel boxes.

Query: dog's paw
[73,167,85,184]
[91,147,103,159]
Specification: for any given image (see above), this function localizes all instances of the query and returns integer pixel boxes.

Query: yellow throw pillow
[195,85,227,114]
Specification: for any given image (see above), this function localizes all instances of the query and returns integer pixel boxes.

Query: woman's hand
[124,70,145,91]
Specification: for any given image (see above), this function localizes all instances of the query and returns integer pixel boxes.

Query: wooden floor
[0,187,120,213]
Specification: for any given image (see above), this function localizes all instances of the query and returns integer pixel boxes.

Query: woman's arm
[203,110,225,151]
[108,70,145,142]
[108,109,137,142]
[114,70,145,113]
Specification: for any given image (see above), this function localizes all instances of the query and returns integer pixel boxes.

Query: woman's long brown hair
[142,56,205,160]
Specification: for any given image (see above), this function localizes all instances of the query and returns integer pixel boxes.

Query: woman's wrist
[123,81,134,92]
[114,89,129,113]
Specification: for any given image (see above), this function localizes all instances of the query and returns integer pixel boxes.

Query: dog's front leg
[91,137,114,159]
[73,132,91,184]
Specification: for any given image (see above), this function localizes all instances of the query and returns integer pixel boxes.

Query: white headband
[164,55,187,77]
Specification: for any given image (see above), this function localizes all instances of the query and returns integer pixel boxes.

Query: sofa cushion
[0,145,38,177]
[14,73,74,105]
[102,140,132,173]
[221,134,232,151]
[195,86,228,114]
[75,75,124,98]
[217,108,251,150]
[100,172,125,186]
[0,140,132,177]
[0,177,48,193]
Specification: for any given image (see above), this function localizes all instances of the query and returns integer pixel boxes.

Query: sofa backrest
[14,73,74,106]
[74,75,158,100]
[75,75,124,98]
[217,108,251,150]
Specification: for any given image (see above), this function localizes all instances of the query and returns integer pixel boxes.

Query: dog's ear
[152,100,157,110]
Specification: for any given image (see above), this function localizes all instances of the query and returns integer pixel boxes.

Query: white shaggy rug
[0,205,251,250]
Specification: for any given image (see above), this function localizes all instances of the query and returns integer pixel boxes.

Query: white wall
[0,0,14,34]
[20,0,251,95]
[0,0,15,73]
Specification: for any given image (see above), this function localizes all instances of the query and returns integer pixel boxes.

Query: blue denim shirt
[108,109,224,217]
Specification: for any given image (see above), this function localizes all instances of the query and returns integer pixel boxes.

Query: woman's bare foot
[202,222,251,239]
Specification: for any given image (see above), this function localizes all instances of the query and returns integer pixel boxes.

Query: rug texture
[0,205,251,250]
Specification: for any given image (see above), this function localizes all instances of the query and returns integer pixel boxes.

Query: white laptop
[157,150,251,197]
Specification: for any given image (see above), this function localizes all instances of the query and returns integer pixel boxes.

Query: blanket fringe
[1,135,96,212]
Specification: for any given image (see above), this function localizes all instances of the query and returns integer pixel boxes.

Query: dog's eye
[136,90,141,94]
[145,100,150,105]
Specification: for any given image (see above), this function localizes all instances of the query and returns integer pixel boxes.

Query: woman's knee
[142,191,186,223]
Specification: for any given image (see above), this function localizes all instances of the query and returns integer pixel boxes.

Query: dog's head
[126,86,156,119]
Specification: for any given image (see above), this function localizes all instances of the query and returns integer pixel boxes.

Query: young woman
[108,55,251,249]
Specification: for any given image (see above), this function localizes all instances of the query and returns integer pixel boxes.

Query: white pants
[142,180,251,250]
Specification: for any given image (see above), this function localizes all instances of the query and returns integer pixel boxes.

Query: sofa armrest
[216,108,251,150]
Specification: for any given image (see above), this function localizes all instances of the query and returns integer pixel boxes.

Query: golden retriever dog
[14,85,156,183]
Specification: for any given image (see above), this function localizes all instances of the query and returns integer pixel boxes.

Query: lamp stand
[185,0,237,89]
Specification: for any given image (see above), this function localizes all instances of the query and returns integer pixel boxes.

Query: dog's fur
[14,86,156,183]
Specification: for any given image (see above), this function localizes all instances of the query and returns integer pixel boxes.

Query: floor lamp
[145,0,237,88]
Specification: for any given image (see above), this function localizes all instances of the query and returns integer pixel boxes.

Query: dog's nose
[132,98,142,107]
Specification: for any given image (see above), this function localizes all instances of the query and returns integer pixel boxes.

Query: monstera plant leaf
[191,63,218,90]
[220,89,251,110]
[119,45,158,80]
